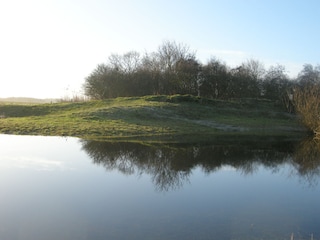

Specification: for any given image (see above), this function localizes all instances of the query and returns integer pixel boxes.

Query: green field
[0,95,306,142]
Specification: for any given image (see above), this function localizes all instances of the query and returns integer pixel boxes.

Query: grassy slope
[0,95,306,142]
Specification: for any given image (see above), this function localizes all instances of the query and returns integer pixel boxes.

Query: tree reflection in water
[292,137,320,185]
[80,136,320,191]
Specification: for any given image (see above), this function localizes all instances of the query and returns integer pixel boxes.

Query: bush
[167,94,200,103]
[293,85,320,137]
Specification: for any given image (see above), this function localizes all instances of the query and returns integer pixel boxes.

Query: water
[0,134,319,240]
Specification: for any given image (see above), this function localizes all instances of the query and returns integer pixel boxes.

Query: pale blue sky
[0,0,319,98]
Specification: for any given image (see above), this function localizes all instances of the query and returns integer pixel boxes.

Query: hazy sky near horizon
[0,0,319,98]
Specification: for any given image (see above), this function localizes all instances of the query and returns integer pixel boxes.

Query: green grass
[0,95,306,142]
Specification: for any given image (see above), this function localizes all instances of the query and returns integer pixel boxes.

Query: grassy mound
[0,95,305,142]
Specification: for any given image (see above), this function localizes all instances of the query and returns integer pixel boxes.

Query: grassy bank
[0,95,306,142]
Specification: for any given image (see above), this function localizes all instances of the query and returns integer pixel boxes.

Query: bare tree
[83,63,111,99]
[156,40,199,94]
[241,59,265,81]
[200,58,229,99]
[298,64,320,86]
[263,64,291,101]
[157,40,196,73]
[108,51,141,74]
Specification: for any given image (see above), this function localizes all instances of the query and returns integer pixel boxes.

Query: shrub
[293,85,320,137]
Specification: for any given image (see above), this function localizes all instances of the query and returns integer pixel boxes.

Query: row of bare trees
[83,41,320,105]
[83,41,199,98]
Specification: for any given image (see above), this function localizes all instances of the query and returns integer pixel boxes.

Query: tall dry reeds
[293,85,320,138]
[59,94,90,103]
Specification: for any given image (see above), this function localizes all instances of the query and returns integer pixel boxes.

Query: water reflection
[292,138,320,185]
[80,136,320,191]
[1,134,319,239]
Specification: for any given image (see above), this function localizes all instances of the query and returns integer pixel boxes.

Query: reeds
[290,233,314,240]
[293,85,320,138]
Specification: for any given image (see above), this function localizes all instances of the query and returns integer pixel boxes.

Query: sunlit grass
[0,95,305,142]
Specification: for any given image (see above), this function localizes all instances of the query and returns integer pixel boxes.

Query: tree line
[83,40,320,104]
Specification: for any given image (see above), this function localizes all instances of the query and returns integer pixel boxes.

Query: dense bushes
[83,41,319,108]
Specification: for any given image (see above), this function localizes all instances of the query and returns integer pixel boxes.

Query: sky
[0,0,319,99]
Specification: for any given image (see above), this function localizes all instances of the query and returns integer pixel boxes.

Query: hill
[0,97,57,104]
[0,95,306,142]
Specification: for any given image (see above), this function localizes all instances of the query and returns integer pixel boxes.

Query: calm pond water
[0,134,319,240]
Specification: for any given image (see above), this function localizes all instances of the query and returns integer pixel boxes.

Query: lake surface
[0,134,319,240]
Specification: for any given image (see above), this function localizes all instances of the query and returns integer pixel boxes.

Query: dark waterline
[0,134,319,240]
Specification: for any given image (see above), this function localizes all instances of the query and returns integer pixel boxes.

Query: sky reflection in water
[0,134,319,240]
